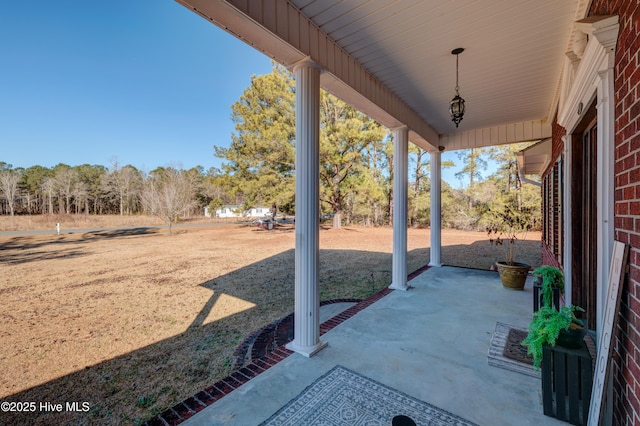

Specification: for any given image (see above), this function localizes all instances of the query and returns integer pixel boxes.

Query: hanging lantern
[449,48,466,128]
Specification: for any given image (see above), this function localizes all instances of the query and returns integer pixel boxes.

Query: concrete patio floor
[183,266,567,426]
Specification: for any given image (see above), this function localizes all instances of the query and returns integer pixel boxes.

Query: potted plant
[521,305,586,369]
[487,204,535,290]
[532,265,564,310]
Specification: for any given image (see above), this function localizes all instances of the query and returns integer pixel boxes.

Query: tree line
[1,64,541,231]
[0,161,222,233]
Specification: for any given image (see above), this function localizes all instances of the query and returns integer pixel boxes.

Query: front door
[581,119,598,330]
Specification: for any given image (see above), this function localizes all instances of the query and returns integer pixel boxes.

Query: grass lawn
[0,215,541,425]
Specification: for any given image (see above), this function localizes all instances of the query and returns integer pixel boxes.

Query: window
[542,156,564,264]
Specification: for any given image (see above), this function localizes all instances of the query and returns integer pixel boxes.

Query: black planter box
[533,279,561,312]
[541,341,593,425]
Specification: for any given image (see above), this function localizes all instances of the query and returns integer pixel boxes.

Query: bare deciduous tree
[0,170,21,216]
[102,161,142,215]
[72,181,88,214]
[41,177,56,214]
[53,166,78,214]
[141,168,195,234]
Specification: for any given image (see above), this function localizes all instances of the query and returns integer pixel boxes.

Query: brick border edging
[231,298,362,370]
[145,265,429,426]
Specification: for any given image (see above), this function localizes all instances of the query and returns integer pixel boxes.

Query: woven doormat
[503,328,534,366]
[488,322,540,378]
[260,366,478,425]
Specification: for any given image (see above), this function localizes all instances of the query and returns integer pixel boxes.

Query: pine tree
[216,64,387,228]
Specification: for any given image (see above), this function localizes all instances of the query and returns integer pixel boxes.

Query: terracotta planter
[496,262,530,290]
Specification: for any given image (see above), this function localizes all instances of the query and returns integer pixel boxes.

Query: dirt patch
[0,216,541,425]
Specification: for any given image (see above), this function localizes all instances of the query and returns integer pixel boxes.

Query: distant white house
[204,205,271,218]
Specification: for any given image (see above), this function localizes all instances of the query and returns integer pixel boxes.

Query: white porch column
[429,150,442,267]
[286,60,327,357]
[389,126,409,290]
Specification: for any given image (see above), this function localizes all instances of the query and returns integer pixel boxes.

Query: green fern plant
[532,265,564,308]
[522,305,584,369]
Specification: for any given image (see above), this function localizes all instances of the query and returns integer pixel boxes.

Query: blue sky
[0,0,470,185]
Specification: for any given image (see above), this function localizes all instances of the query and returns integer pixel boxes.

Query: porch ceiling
[176,0,587,150]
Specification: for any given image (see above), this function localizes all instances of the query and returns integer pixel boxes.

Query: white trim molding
[557,16,618,131]
[562,135,573,307]
[556,15,618,341]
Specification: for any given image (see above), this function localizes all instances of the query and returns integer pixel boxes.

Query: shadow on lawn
[0,247,397,425]
[0,240,540,425]
[82,227,160,240]
[0,228,161,265]
[0,236,90,265]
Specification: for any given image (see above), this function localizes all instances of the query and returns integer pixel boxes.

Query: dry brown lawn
[0,215,541,425]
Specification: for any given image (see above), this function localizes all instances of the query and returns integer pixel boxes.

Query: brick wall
[542,115,566,178]
[541,116,567,267]
[588,1,640,424]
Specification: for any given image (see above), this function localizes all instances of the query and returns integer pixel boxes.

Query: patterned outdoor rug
[260,365,478,426]
[487,322,540,378]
